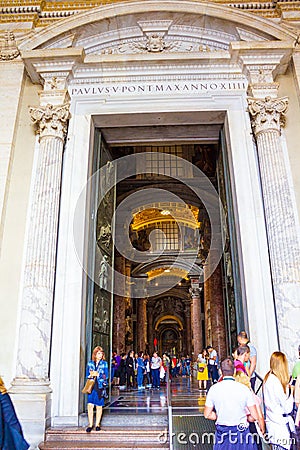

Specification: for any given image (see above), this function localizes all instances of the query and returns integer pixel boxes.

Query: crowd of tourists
[84,332,300,450]
[110,350,193,390]
[105,332,300,450]
[1,331,300,450]
[203,333,300,450]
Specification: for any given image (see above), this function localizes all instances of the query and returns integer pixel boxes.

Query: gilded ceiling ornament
[0,31,20,61]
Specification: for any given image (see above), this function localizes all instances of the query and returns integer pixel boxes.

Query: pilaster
[0,35,24,252]
[292,48,300,102]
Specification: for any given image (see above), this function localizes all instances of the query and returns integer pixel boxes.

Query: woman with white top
[263,351,295,450]
[151,352,162,389]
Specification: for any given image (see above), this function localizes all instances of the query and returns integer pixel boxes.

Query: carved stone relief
[61,21,235,56]
[29,103,70,141]
[248,96,288,135]
[0,31,20,60]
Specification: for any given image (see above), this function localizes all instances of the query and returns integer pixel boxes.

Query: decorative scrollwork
[29,103,70,141]
[248,96,288,135]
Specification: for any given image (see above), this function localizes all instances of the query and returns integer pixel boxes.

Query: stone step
[45,427,167,442]
[39,427,169,449]
[39,441,169,450]
[79,412,168,428]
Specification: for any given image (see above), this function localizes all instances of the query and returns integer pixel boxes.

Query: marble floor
[107,376,208,415]
[105,377,215,449]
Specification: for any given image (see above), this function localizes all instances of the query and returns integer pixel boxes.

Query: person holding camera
[85,346,109,432]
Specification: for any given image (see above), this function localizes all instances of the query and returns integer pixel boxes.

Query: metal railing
[254,372,264,395]
[166,378,173,450]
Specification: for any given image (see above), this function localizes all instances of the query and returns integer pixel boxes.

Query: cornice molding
[2,0,300,38]
[21,38,294,90]
[21,47,84,83]
[17,1,297,52]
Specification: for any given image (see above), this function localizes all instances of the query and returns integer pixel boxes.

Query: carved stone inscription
[70,80,247,98]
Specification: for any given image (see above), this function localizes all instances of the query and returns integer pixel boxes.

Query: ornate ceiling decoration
[147,267,189,281]
[131,204,200,230]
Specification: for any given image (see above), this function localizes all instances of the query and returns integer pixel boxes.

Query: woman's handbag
[82,377,95,394]
[198,365,205,373]
[95,381,108,400]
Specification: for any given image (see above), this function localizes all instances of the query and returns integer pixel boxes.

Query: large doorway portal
[84,113,246,394]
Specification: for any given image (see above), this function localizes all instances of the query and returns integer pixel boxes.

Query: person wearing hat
[0,376,29,450]
[204,358,261,449]
[238,331,257,390]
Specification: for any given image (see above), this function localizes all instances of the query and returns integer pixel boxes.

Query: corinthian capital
[247,96,288,136]
[29,103,70,141]
[189,287,201,298]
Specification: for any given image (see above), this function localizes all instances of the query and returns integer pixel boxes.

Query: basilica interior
[89,120,242,362]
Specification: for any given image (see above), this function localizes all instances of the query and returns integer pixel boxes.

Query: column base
[9,378,52,450]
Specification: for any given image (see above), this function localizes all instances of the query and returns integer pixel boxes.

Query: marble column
[113,256,126,354]
[190,287,203,358]
[184,301,192,356]
[137,298,147,352]
[10,102,70,447]
[147,304,154,355]
[209,263,227,361]
[204,265,211,346]
[248,96,300,363]
[16,102,70,379]
[124,261,133,349]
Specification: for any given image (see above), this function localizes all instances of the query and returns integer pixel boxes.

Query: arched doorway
[160,328,179,355]
[155,315,183,355]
